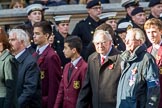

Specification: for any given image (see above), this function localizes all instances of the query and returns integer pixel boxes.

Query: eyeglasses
[91,6,103,10]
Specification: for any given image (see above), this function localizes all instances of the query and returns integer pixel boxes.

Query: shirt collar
[71,56,82,67]
[36,44,49,55]
[153,40,162,49]
[15,49,26,59]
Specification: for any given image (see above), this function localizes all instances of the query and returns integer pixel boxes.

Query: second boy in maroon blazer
[54,36,87,108]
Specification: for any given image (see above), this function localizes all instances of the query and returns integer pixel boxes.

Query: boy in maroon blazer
[54,36,87,108]
[33,21,62,108]
[144,18,162,108]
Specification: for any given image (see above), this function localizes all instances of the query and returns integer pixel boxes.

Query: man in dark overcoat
[8,29,41,108]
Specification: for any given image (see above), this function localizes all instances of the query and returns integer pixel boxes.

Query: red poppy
[108,64,114,70]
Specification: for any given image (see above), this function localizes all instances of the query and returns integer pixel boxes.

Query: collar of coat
[120,44,147,62]
[0,49,10,61]
[91,46,121,63]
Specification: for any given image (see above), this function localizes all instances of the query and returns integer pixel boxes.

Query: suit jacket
[76,47,121,108]
[16,49,41,108]
[0,49,18,108]
[36,45,62,108]
[147,44,162,108]
[54,58,87,108]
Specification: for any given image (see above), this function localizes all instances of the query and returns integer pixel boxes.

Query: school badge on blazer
[41,71,45,79]
[73,81,80,89]
[160,67,162,74]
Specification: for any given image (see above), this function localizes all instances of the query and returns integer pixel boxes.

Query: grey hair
[127,28,146,44]
[8,29,30,47]
[93,30,112,43]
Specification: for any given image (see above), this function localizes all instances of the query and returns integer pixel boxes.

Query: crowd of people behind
[1,0,162,108]
[0,0,149,10]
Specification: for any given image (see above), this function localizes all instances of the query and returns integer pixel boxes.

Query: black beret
[121,0,139,8]
[148,0,162,7]
[131,7,144,16]
[86,0,101,9]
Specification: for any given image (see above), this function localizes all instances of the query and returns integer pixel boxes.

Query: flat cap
[53,15,71,25]
[121,0,139,8]
[148,0,162,7]
[26,4,43,15]
[86,0,101,9]
[131,7,144,16]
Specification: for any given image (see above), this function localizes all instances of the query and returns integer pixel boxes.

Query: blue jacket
[116,45,160,108]
[16,49,41,108]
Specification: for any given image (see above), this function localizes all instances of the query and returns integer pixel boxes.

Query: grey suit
[16,49,41,108]
[0,49,18,108]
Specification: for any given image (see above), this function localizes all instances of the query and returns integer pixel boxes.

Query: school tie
[101,56,105,65]
[68,63,74,81]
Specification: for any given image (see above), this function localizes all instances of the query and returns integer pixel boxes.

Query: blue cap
[86,0,101,9]
[148,0,162,7]
[131,7,144,16]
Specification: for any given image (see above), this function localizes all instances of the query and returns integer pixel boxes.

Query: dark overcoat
[16,49,41,108]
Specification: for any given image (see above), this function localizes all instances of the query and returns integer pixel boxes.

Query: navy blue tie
[68,63,74,81]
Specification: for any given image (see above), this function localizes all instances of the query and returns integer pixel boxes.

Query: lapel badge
[73,81,80,89]
[41,71,45,79]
